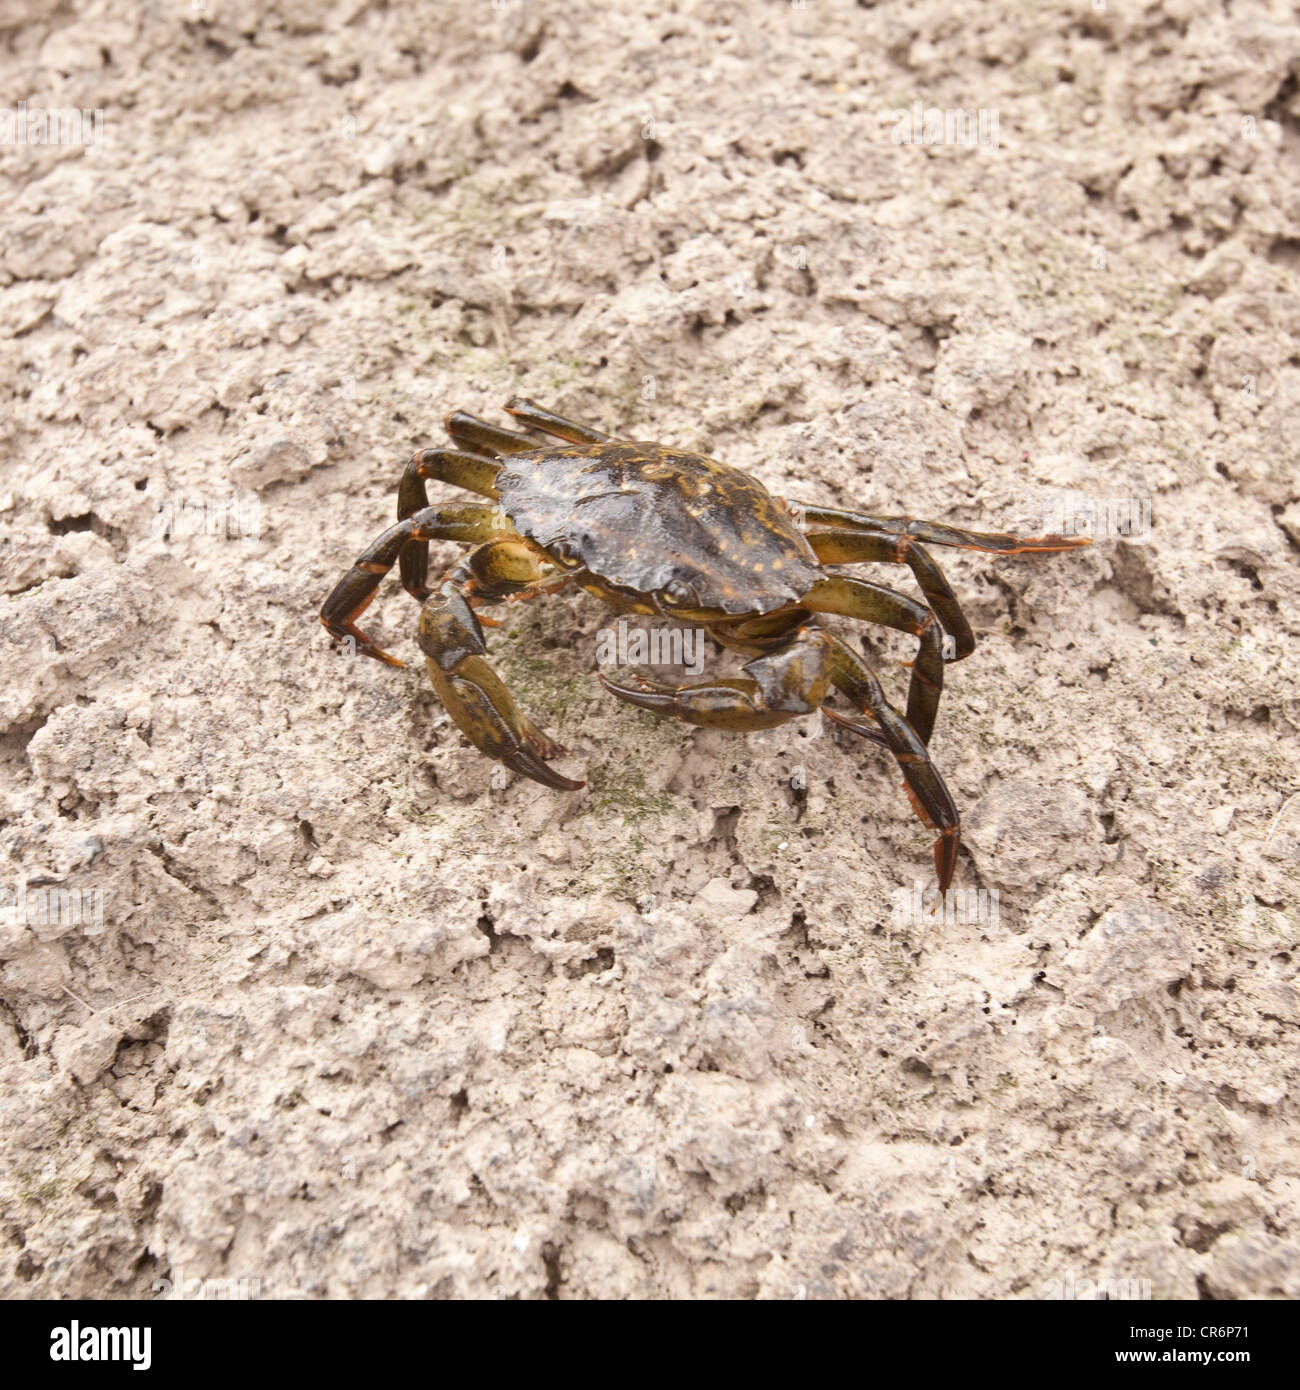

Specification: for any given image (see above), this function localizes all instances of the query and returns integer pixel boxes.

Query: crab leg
[801,505,1092,554]
[419,546,583,790]
[805,527,976,660]
[320,504,503,666]
[599,626,830,731]
[796,506,1090,660]
[444,411,541,456]
[504,397,613,445]
[396,448,502,600]
[824,633,961,893]
[800,574,946,745]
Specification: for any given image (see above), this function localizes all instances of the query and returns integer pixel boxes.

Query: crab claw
[597,669,677,716]
[503,747,585,791]
[520,722,572,762]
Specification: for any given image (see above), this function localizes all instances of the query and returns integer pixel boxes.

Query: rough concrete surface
[1,0,1298,1300]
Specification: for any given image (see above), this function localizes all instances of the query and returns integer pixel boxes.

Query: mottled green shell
[495,442,821,616]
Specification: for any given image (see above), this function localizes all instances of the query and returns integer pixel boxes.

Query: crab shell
[494,441,822,617]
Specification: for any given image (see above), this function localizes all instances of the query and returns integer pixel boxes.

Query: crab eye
[549,539,581,567]
[661,579,698,608]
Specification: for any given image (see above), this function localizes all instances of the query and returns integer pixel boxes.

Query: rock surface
[0,0,1297,1299]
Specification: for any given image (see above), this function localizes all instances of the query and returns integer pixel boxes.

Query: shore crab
[320,398,1090,891]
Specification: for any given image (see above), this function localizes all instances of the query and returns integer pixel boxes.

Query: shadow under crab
[321,397,1090,892]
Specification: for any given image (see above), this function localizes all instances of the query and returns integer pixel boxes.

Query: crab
[320,398,1090,891]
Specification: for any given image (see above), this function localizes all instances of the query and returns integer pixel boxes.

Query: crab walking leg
[444,410,543,457]
[800,574,946,746]
[599,626,831,731]
[794,503,1092,555]
[418,561,584,791]
[320,504,503,667]
[825,634,961,893]
[503,396,614,445]
[396,448,502,600]
[806,526,977,661]
[798,506,1091,659]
